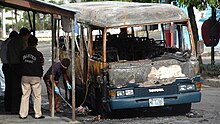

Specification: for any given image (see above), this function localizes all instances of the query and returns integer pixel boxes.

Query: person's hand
[54,86,60,95]
[67,82,72,90]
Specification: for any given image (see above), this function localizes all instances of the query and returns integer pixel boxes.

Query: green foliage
[138,0,159,3]
[85,0,132,1]
[178,0,205,10]
[16,12,29,30]
[12,11,52,31]
[34,13,51,30]
[48,0,58,4]
[201,64,220,77]
[58,0,64,5]
[69,0,76,3]
[5,17,14,20]
[6,23,14,34]
[0,6,14,12]
[178,0,220,9]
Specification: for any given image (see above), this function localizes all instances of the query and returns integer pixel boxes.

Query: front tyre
[171,103,191,114]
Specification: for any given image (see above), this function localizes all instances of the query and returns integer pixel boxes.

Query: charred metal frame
[61,2,200,114]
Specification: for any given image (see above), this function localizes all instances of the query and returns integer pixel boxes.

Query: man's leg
[31,76,42,118]
[11,64,22,114]
[2,63,11,112]
[44,78,52,112]
[0,63,5,92]
[55,83,61,113]
[19,76,31,118]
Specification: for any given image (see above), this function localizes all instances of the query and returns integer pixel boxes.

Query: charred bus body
[63,1,202,114]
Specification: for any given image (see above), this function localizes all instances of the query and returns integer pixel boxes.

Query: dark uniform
[21,47,44,77]
[7,28,30,114]
[19,35,45,119]
[0,31,18,112]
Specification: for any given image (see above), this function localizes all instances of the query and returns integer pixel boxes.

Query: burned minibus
[63,1,202,114]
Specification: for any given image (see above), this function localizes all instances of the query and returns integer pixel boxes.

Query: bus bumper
[109,92,201,110]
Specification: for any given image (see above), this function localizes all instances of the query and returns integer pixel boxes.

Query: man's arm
[39,52,44,65]
[63,71,72,89]
[49,74,58,87]
[63,72,69,84]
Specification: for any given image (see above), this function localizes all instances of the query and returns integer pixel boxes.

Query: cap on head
[28,35,38,46]
[61,58,70,68]
[19,27,30,36]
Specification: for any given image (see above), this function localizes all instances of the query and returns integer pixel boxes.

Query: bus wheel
[171,103,191,114]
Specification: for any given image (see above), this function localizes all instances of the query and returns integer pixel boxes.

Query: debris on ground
[76,106,91,115]
[186,111,203,118]
[94,114,101,121]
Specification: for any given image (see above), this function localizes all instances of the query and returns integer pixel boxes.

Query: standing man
[43,58,71,113]
[0,31,18,113]
[7,27,30,114]
[19,35,45,119]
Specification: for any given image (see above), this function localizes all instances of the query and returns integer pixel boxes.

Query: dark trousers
[2,63,11,112]
[10,64,22,114]
[43,77,61,112]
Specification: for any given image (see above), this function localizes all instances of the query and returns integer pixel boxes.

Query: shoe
[19,115,27,119]
[35,115,45,119]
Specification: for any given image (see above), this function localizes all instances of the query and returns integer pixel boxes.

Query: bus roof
[63,1,189,28]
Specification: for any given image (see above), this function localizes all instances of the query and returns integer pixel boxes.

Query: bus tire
[171,103,191,114]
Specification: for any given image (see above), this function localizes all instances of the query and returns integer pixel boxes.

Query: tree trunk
[187,5,203,69]
[187,5,199,49]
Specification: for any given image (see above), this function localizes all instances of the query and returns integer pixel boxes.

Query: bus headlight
[186,84,195,90]
[116,90,125,97]
[125,89,134,96]
[116,89,134,97]
[178,84,195,91]
[178,85,187,91]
